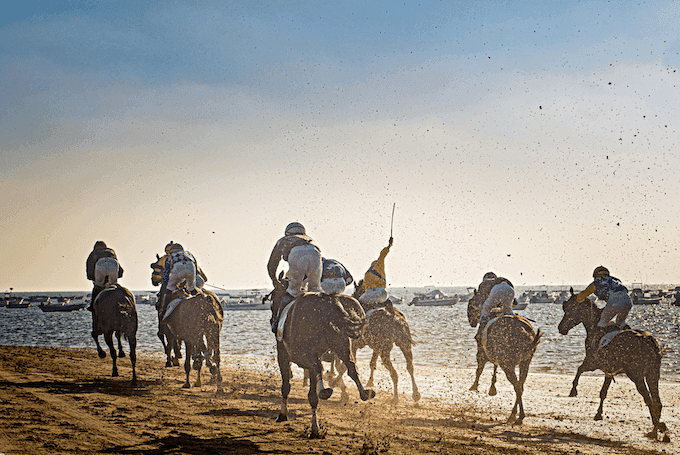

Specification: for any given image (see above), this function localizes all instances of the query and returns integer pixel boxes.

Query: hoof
[118,351,126,358]
[488,386,497,397]
[182,382,191,389]
[112,372,119,377]
[360,389,376,401]
[568,389,578,397]
[506,414,516,425]
[645,430,657,439]
[469,385,478,392]
[130,378,138,386]
[513,417,524,426]
[209,364,218,375]
[412,391,421,402]
[193,360,202,371]
[594,413,603,421]
[97,350,106,359]
[663,434,671,443]
[276,414,288,423]
[319,388,333,400]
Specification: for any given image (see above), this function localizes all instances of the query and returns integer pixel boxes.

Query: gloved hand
[388,237,393,247]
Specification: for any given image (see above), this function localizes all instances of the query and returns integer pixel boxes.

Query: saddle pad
[599,329,623,348]
[163,297,183,320]
[364,308,380,321]
[276,300,296,342]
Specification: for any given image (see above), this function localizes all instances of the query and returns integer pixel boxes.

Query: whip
[390,203,396,238]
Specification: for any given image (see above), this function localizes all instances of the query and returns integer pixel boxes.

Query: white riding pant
[358,287,388,305]
[480,282,515,321]
[94,257,119,287]
[598,291,632,327]
[167,261,197,292]
[287,244,322,297]
[321,277,346,295]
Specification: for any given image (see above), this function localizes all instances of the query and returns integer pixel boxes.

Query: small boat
[408,289,458,306]
[630,286,662,305]
[387,294,404,305]
[3,290,30,308]
[221,290,271,310]
[39,296,87,312]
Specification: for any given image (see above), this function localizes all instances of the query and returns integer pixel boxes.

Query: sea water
[1,288,679,382]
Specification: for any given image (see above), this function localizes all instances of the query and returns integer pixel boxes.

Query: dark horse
[558,289,670,441]
[161,288,224,392]
[345,281,420,405]
[467,295,541,424]
[91,283,138,384]
[271,279,375,436]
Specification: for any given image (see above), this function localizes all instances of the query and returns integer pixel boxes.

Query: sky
[2,0,680,292]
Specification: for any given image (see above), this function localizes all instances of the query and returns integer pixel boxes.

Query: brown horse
[339,282,420,405]
[271,279,375,437]
[558,289,669,441]
[467,295,541,424]
[91,284,138,384]
[161,288,224,392]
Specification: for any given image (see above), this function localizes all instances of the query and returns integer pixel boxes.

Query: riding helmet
[483,271,497,280]
[169,243,184,253]
[94,240,107,250]
[285,222,306,236]
[164,241,175,253]
[593,266,609,278]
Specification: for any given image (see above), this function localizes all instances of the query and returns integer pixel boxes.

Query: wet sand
[0,345,676,454]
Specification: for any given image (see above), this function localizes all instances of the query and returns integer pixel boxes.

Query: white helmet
[285,222,306,236]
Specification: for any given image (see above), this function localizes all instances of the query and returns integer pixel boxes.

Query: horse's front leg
[470,345,487,392]
[570,353,597,397]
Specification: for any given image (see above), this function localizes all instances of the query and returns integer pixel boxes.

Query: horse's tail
[530,327,542,352]
[338,313,366,339]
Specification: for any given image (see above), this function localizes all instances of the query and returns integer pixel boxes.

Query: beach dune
[0,345,677,454]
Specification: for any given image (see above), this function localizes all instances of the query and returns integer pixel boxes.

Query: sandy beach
[0,345,677,455]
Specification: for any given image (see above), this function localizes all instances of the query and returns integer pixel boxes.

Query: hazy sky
[2,1,680,292]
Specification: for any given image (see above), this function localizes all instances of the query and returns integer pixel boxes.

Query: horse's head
[352,280,364,300]
[558,287,583,335]
[150,254,163,287]
[467,289,481,327]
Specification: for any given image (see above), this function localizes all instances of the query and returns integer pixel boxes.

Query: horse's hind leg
[379,350,400,405]
[336,342,375,402]
[92,331,106,359]
[398,342,421,402]
[489,364,498,396]
[470,345,487,392]
[182,342,192,388]
[594,375,613,420]
[645,366,670,442]
[116,332,125,358]
[276,347,292,423]
[128,334,137,385]
[104,331,118,377]
[503,365,524,425]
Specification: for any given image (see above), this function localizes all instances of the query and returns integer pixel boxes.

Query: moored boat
[39,296,87,312]
[408,289,458,306]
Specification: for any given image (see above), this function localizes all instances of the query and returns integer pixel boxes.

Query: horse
[91,283,138,384]
[271,279,375,437]
[160,288,224,391]
[339,281,420,405]
[151,255,182,367]
[467,293,541,424]
[558,288,670,441]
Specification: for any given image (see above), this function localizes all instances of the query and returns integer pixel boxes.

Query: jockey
[153,241,207,289]
[474,272,515,341]
[320,257,354,295]
[357,237,393,306]
[267,222,322,331]
[577,266,632,337]
[162,243,201,296]
[86,240,124,310]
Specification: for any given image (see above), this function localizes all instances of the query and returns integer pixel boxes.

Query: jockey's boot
[271,292,294,334]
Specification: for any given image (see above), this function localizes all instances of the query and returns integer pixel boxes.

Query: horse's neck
[582,301,602,336]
